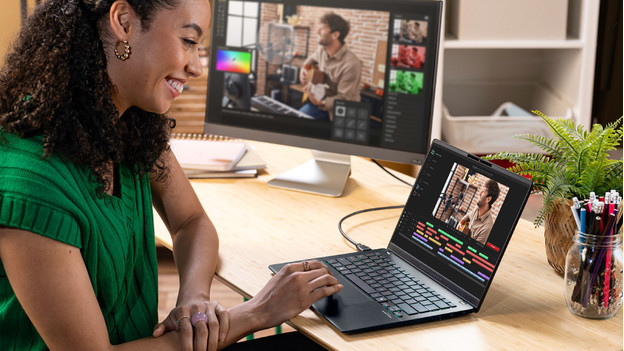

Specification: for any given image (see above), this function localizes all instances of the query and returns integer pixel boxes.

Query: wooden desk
[154,141,623,350]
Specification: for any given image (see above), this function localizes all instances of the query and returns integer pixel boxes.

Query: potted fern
[484,111,623,275]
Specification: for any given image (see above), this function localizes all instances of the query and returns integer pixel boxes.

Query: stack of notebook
[169,133,266,178]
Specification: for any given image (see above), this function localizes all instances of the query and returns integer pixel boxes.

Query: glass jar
[564,230,623,319]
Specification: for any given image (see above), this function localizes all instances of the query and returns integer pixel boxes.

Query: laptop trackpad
[312,288,394,330]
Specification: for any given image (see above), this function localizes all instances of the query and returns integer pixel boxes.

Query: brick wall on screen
[435,165,477,223]
[256,4,389,95]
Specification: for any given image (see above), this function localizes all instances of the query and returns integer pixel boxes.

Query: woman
[0,0,342,350]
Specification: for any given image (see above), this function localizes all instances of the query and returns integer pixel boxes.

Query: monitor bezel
[204,0,443,166]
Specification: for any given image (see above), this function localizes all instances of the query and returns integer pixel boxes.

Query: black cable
[371,159,414,187]
[338,205,405,251]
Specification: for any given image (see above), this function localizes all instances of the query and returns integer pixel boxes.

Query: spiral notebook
[169,133,248,172]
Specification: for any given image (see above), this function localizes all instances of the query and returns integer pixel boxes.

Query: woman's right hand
[251,260,343,329]
[153,299,229,351]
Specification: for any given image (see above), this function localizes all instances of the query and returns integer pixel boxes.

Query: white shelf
[433,0,600,153]
[444,38,585,50]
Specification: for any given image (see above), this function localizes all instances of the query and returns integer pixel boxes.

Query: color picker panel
[216,50,251,74]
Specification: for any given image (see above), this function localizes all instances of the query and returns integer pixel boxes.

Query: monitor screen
[204,0,442,195]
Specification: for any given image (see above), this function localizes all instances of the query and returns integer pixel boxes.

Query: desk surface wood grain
[155,141,622,350]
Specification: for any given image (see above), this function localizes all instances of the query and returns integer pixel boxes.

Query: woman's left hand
[153,299,229,351]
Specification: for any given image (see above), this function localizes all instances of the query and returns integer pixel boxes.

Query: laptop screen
[389,140,532,305]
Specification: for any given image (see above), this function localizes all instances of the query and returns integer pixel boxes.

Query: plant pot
[543,198,577,275]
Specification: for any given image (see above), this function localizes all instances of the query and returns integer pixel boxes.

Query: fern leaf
[507,158,562,186]
[514,134,562,158]
[532,110,581,157]
[560,116,589,141]
[605,116,623,133]
[577,160,605,196]
[534,174,574,227]
[483,152,545,164]
[603,159,624,193]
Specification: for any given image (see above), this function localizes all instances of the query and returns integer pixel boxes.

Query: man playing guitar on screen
[299,13,362,121]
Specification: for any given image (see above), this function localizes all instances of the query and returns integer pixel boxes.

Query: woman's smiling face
[107,0,211,115]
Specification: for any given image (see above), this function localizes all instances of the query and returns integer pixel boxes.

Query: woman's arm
[151,149,219,305]
[150,149,228,349]
[150,150,342,349]
[0,227,181,350]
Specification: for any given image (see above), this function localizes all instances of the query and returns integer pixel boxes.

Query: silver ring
[302,261,311,272]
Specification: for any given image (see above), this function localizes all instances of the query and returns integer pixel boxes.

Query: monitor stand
[268,150,351,197]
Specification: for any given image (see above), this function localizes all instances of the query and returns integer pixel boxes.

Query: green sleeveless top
[0,131,159,349]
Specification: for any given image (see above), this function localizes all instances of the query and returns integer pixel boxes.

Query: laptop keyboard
[326,251,457,318]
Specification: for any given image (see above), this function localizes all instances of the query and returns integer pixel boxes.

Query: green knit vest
[0,131,158,349]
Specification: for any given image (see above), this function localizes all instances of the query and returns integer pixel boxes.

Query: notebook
[182,146,266,178]
[169,133,247,172]
[269,139,533,333]
[183,168,258,179]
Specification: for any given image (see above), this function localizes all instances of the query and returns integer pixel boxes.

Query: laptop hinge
[388,242,480,309]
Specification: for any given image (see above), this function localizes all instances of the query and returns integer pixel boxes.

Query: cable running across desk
[338,160,414,251]
[338,205,405,251]
[370,159,414,187]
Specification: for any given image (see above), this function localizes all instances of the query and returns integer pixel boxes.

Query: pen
[592,215,601,235]
[597,202,605,233]
[579,208,586,234]
[573,196,581,210]
[602,211,617,308]
[582,214,606,307]
[608,196,615,217]
[570,205,581,230]
[585,211,594,235]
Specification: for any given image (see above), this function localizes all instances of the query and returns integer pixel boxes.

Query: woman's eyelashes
[181,38,198,48]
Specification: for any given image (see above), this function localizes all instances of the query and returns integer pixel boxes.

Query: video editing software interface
[391,145,528,299]
[206,0,441,158]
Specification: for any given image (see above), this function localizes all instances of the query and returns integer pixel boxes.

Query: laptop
[269,139,533,333]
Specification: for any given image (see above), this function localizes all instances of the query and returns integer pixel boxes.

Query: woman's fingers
[216,304,229,342]
[193,319,208,351]
[204,309,219,351]
[176,314,194,350]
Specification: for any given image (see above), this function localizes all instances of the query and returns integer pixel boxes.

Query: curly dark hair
[0,0,183,195]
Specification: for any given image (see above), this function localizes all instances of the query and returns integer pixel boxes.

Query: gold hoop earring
[114,40,131,61]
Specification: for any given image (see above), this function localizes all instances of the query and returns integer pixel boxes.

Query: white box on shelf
[447,0,569,41]
[441,80,574,155]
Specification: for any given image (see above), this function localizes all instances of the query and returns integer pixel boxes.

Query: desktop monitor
[205,0,442,196]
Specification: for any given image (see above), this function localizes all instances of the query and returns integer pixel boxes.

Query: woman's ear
[108,0,138,40]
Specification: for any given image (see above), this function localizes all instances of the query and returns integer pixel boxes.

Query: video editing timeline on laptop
[410,219,497,284]
[391,143,530,300]
[207,0,440,155]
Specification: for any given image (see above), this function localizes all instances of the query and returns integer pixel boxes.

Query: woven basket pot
[543,198,576,275]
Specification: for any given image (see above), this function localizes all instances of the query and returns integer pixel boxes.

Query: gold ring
[302,261,311,272]
[176,315,191,324]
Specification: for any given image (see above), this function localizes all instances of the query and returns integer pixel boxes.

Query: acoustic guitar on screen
[458,218,471,235]
[301,63,327,104]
